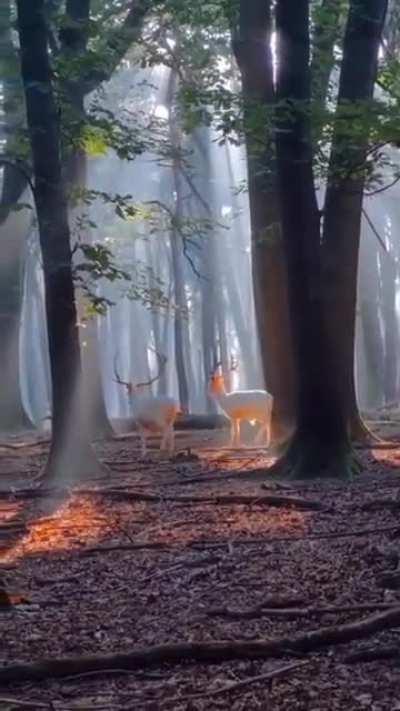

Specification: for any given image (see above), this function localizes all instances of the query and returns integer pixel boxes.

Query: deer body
[114,351,179,458]
[209,373,273,448]
[129,393,179,457]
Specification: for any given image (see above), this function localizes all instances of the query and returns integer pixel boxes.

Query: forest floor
[1,423,400,709]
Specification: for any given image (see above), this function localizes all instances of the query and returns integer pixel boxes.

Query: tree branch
[1,607,400,684]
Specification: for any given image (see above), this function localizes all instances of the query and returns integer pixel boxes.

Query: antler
[210,360,222,377]
[113,354,133,395]
[135,349,167,389]
[230,354,239,372]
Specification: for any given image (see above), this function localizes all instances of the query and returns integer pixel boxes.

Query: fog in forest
[4,65,399,429]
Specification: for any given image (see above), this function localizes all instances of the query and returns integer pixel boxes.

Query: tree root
[265,434,358,481]
[206,603,398,621]
[1,607,400,684]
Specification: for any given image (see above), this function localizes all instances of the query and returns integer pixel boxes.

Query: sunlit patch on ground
[3,496,116,562]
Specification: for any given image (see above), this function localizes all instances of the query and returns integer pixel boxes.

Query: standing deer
[114,351,180,458]
[208,357,273,448]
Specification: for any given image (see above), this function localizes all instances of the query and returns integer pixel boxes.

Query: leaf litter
[0,425,400,709]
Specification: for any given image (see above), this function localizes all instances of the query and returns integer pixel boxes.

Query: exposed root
[39,443,109,486]
[1,607,400,684]
[266,434,357,481]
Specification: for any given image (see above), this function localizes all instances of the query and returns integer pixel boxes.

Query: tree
[321,0,388,442]
[231,0,296,441]
[0,0,32,430]
[59,0,112,439]
[271,0,388,477]
[16,0,99,480]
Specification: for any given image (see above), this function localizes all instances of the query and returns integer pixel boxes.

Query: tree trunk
[167,69,190,411]
[381,255,399,405]
[61,0,112,439]
[321,0,388,440]
[0,0,32,430]
[0,0,29,216]
[232,0,296,440]
[274,0,350,478]
[16,0,99,481]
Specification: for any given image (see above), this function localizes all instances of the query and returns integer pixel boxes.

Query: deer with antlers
[114,350,180,458]
[208,356,273,448]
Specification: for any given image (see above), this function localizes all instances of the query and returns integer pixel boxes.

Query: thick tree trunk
[232,0,296,440]
[321,0,388,440]
[0,0,32,430]
[61,0,112,439]
[16,0,99,481]
[274,0,350,478]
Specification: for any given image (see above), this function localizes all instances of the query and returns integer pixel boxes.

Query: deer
[208,357,273,448]
[114,350,180,458]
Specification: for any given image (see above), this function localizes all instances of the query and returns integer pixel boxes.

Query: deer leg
[138,425,147,458]
[232,419,241,448]
[254,422,264,445]
[167,424,175,454]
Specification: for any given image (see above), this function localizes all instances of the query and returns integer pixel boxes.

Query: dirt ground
[1,424,400,710]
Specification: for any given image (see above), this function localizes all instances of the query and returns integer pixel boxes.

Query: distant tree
[0,0,32,430]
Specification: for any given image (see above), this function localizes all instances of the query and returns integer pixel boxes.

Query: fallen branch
[155,661,309,707]
[81,487,324,511]
[75,523,400,558]
[206,596,305,618]
[190,523,400,550]
[206,602,398,620]
[0,439,50,451]
[0,698,49,709]
[361,498,400,512]
[344,645,400,663]
[1,607,400,684]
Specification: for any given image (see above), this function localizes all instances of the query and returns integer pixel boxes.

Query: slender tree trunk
[167,69,190,410]
[321,0,388,440]
[274,0,350,478]
[232,0,296,440]
[0,0,32,430]
[381,256,399,405]
[0,0,29,215]
[16,0,99,480]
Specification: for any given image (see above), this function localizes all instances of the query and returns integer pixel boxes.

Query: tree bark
[60,0,113,439]
[274,0,350,478]
[167,69,190,411]
[16,0,99,481]
[321,0,388,439]
[232,0,296,440]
